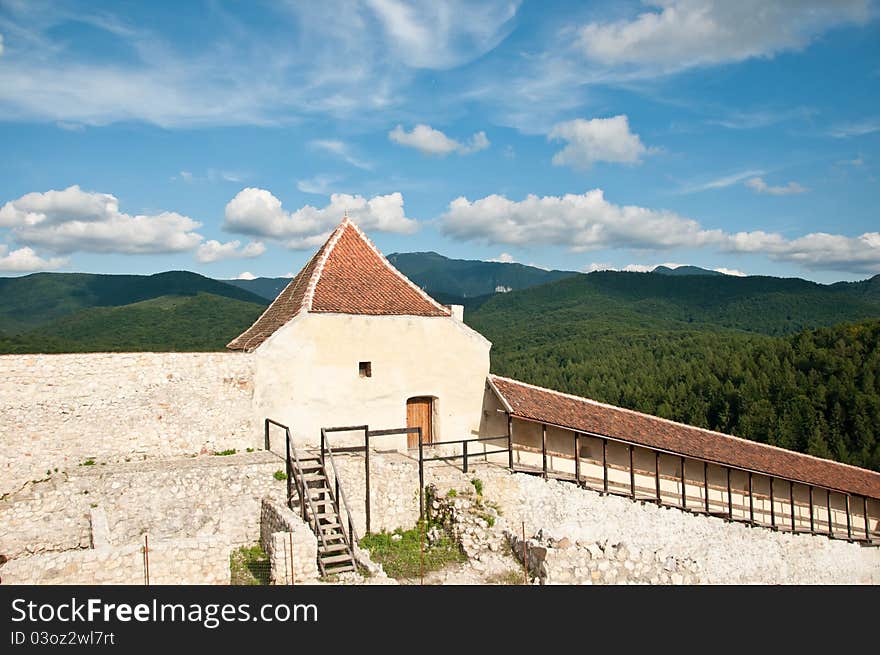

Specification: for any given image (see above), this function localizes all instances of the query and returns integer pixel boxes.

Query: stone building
[226,217,491,451]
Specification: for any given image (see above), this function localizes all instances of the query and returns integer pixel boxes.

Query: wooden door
[406,397,433,448]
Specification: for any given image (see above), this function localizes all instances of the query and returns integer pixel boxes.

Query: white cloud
[0,185,202,254]
[440,188,880,275]
[828,119,880,138]
[714,267,747,277]
[310,140,373,170]
[236,271,257,281]
[195,239,266,264]
[577,1,871,72]
[676,169,765,195]
[0,2,520,128]
[724,230,880,274]
[0,34,4,56]
[366,0,519,69]
[745,177,807,195]
[223,188,418,249]
[296,175,341,195]
[487,252,515,263]
[0,245,67,272]
[548,116,651,169]
[440,189,723,252]
[389,124,490,156]
[179,171,194,183]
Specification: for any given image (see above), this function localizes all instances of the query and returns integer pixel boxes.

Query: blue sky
[0,0,878,283]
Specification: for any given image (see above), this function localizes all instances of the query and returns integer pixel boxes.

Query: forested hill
[386,251,576,298]
[468,270,880,339]
[0,270,265,334]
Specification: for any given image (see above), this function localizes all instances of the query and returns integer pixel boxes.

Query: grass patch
[359,523,466,580]
[80,459,95,466]
[486,569,527,585]
[214,449,237,456]
[229,544,269,585]
[273,470,287,481]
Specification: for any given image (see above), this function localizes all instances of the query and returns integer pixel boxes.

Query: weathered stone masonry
[0,352,257,496]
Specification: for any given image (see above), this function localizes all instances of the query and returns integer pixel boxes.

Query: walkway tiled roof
[489,374,880,500]
[228,218,450,351]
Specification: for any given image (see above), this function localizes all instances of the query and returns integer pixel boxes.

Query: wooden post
[655,451,661,504]
[418,428,424,521]
[790,481,796,533]
[462,440,468,473]
[680,456,687,509]
[748,472,754,525]
[827,489,833,538]
[845,495,852,541]
[507,415,514,470]
[770,477,776,529]
[364,428,371,535]
[727,468,732,520]
[541,424,548,479]
[864,496,871,543]
[574,433,581,486]
[809,486,815,534]
[629,444,635,500]
[703,462,710,514]
[602,438,609,494]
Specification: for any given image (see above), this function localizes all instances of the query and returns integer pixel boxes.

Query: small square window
[359,361,372,378]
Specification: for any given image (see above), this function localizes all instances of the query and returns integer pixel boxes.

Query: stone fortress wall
[0,352,258,497]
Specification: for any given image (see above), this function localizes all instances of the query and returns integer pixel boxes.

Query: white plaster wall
[253,312,491,452]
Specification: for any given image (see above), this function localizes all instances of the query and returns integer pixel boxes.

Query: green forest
[479,320,880,472]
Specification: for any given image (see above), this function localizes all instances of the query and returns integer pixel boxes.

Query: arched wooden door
[406,397,434,448]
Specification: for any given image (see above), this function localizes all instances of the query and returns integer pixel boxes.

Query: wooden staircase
[289,451,358,577]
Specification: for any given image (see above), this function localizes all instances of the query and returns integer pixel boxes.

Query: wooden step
[320,553,354,565]
[301,472,326,482]
[323,564,356,575]
[319,542,349,553]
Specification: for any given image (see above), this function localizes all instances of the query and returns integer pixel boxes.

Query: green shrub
[273,470,287,481]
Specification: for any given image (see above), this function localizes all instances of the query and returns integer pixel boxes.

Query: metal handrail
[320,428,359,546]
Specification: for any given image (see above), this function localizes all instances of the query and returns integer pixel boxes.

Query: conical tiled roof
[227,218,451,351]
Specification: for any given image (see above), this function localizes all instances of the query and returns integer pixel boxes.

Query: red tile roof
[227,218,450,351]
[489,374,880,500]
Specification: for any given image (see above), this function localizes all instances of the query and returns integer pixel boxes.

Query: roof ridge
[489,374,880,480]
[302,221,349,313]
[342,219,451,316]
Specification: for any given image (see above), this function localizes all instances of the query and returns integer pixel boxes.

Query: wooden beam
[727,467,733,520]
[602,438,609,494]
[655,451,661,503]
[770,477,776,530]
[845,494,852,541]
[748,472,754,525]
[809,486,815,534]
[704,461,710,513]
[790,481,796,533]
[574,432,581,486]
[680,456,687,509]
[541,423,547,479]
[507,414,513,470]
[827,489,833,538]
[864,496,872,543]
[629,445,636,499]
